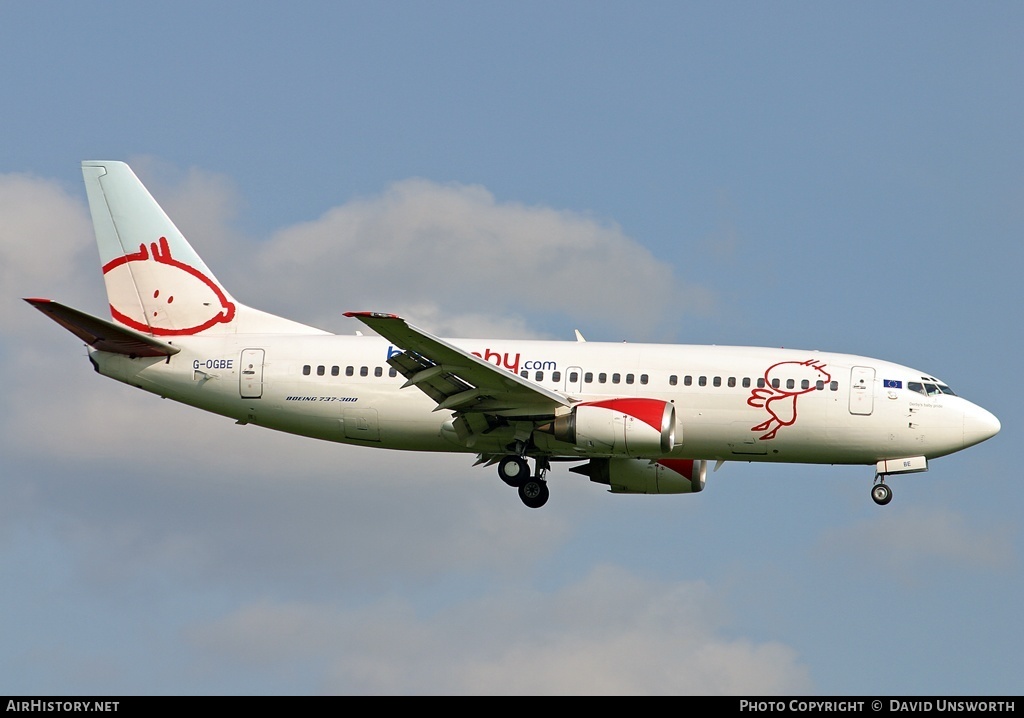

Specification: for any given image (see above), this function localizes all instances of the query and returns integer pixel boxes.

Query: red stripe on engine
[585,398,668,432]
[655,459,695,478]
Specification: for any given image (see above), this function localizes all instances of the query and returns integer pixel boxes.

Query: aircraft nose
[963,403,1000,449]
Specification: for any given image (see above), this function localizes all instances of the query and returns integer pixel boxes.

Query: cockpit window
[908,381,957,397]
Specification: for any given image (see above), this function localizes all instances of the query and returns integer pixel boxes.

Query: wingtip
[344,311,401,320]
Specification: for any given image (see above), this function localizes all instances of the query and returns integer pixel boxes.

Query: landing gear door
[240,349,265,399]
[849,366,875,415]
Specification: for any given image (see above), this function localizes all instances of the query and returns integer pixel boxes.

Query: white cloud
[252,178,714,338]
[0,172,98,328]
[4,163,713,341]
[189,564,812,695]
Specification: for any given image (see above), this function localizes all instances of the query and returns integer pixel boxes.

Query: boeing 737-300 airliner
[26,161,1001,508]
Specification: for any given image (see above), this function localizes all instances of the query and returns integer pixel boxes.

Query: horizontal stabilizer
[24,298,180,357]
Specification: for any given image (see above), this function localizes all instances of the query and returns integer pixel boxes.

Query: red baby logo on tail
[102,237,236,335]
[747,359,831,440]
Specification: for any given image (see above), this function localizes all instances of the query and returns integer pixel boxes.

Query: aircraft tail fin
[81,161,325,336]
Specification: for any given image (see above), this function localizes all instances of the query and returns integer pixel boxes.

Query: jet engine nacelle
[572,457,707,495]
[537,398,676,457]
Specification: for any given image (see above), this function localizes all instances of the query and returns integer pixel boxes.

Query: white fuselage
[89,333,997,467]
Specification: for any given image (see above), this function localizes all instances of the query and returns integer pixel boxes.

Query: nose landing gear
[870,456,927,506]
[871,480,892,506]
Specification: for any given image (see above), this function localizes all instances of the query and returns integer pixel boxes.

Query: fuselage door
[240,348,265,399]
[849,366,875,415]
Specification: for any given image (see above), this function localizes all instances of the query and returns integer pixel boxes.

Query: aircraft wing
[343,312,571,418]
[25,298,180,358]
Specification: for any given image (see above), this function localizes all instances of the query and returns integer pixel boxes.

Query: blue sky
[1,1,1020,695]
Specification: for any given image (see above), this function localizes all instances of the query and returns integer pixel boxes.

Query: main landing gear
[497,454,550,509]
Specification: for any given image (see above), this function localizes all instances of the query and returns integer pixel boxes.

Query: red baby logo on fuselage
[747,359,831,440]
[101,237,236,335]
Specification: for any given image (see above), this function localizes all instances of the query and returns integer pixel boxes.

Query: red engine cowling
[538,398,676,457]
[572,457,707,494]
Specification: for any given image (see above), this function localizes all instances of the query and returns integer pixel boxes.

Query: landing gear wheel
[518,478,549,509]
[871,482,893,506]
[497,455,530,487]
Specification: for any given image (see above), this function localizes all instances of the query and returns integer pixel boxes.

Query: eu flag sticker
[883,379,903,389]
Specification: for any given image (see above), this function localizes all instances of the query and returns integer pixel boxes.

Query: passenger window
[786,379,794,389]
[552,371,561,382]
[535,371,544,381]
[302,365,311,376]
[346,366,354,376]
[640,374,648,385]
[626,374,634,384]
[772,379,780,389]
[713,376,721,387]
[815,380,824,390]
[584,372,593,383]
[743,377,751,388]
[684,376,692,386]
[830,381,838,391]
[598,373,607,384]
[331,366,340,376]
[360,366,368,377]
[757,378,766,388]
[801,379,809,390]
[374,367,383,377]
[612,373,621,384]
[521,370,528,378]
[669,375,678,386]
[569,371,579,383]
[728,377,736,388]
[699,376,707,387]
[389,368,397,378]
[317,365,325,376]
